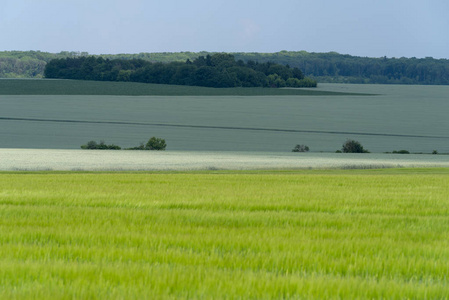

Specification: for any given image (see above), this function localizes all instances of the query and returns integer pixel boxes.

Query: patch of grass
[0,169,448,298]
[0,79,370,96]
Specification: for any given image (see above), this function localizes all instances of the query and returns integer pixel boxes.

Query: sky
[1,0,448,59]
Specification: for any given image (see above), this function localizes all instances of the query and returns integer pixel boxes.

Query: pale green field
[1,169,449,299]
[1,149,449,171]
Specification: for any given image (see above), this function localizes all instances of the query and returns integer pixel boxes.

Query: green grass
[0,169,448,299]
[0,79,368,96]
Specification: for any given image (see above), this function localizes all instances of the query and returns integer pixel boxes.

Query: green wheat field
[1,169,448,299]
[0,79,358,96]
[2,80,448,152]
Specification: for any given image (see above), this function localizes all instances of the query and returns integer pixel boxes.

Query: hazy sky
[1,0,448,58]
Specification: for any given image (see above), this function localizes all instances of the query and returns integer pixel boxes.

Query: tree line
[233,51,449,85]
[43,54,316,88]
[2,50,449,85]
[81,137,166,151]
[0,51,82,78]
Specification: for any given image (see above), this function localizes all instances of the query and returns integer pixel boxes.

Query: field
[1,149,449,171]
[1,79,449,298]
[1,79,448,153]
[1,169,448,299]
[0,79,356,96]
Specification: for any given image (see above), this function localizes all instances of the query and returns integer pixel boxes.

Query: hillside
[1,50,449,85]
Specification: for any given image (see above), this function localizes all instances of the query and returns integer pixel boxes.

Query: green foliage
[126,138,167,150]
[433,150,439,154]
[266,74,286,87]
[145,137,167,150]
[125,143,146,150]
[44,54,317,88]
[233,51,449,85]
[0,51,88,78]
[3,50,449,85]
[292,144,310,152]
[392,150,410,154]
[81,138,167,150]
[81,140,121,150]
[341,139,369,153]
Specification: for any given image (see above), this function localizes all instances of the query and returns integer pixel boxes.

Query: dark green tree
[146,137,167,150]
[292,144,310,152]
[341,139,369,153]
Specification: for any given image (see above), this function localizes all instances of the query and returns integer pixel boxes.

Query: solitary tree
[292,144,310,152]
[146,137,166,150]
[342,139,369,153]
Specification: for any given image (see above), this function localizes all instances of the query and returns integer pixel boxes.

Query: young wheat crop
[0,170,448,298]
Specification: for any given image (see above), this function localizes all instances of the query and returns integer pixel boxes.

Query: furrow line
[1,116,448,139]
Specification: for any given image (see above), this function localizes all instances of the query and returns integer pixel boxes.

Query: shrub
[392,150,410,154]
[292,144,310,152]
[81,140,121,150]
[341,139,369,153]
[146,137,167,150]
[126,143,146,150]
[80,140,98,149]
[432,150,438,155]
[81,137,167,150]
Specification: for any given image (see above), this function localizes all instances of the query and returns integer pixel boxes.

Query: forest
[2,50,449,85]
[43,54,317,88]
[234,51,449,85]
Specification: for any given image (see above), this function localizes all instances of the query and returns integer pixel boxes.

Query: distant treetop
[43,53,317,88]
[3,50,449,85]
